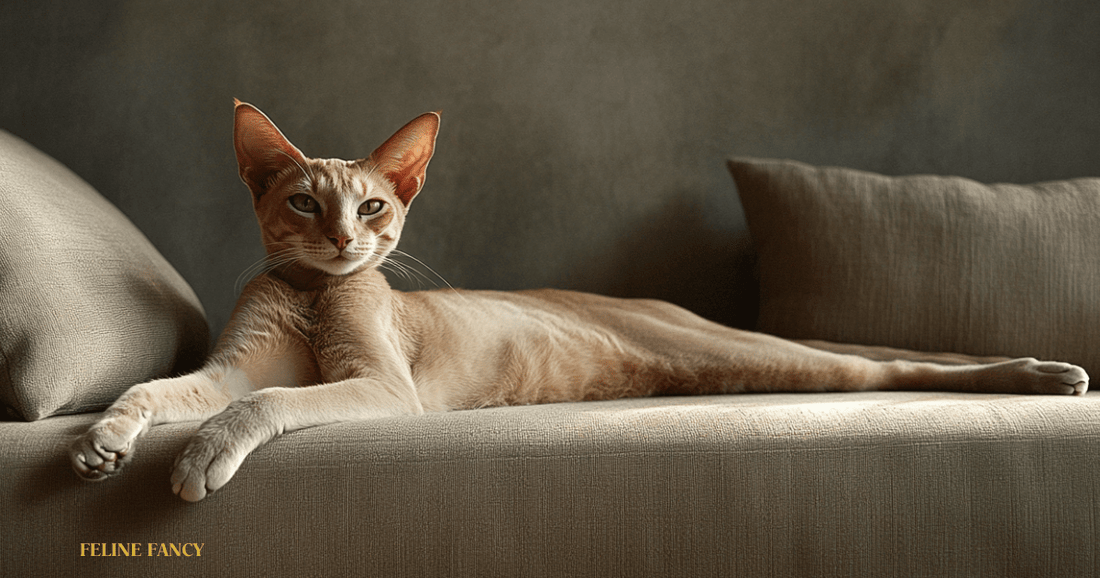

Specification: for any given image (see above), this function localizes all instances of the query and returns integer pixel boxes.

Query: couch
[3,1,1100,576]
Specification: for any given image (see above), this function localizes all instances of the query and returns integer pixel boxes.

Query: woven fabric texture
[0,130,208,420]
[4,393,1098,577]
[730,156,1100,377]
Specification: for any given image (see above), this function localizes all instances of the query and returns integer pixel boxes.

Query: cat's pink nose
[329,236,352,250]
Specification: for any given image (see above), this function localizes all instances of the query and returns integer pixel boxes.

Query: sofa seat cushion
[4,392,1099,577]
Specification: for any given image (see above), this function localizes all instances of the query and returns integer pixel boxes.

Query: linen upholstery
[3,393,1098,577]
[0,130,208,420]
[3,1,1099,575]
[729,156,1100,376]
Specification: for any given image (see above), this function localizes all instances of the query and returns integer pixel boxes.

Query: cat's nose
[328,236,352,250]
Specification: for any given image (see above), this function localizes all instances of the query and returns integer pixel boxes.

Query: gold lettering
[181,542,205,557]
[113,542,207,557]
[91,543,102,556]
[80,543,90,557]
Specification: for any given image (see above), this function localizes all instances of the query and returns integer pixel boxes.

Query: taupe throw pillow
[729,156,1100,378]
[0,130,208,420]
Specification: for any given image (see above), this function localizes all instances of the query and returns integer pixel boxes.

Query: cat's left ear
[233,99,308,198]
[365,112,440,207]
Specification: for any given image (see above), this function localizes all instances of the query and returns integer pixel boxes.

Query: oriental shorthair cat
[70,101,1089,501]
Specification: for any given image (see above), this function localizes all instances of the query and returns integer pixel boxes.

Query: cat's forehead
[307,158,390,198]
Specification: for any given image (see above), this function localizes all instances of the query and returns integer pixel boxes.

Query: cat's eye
[359,200,385,217]
[288,194,319,214]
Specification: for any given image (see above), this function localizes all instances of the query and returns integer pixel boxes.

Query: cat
[70,100,1090,502]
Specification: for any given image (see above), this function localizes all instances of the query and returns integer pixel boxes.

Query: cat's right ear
[233,99,307,198]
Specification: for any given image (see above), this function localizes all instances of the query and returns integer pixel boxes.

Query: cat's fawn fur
[70,101,1089,502]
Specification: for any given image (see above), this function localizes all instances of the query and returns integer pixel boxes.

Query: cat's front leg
[169,390,280,501]
[170,374,423,502]
[69,368,243,481]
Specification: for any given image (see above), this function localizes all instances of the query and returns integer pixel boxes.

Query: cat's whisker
[381,255,434,289]
[234,247,305,293]
[379,261,418,287]
[389,250,458,292]
[240,251,285,277]
[235,255,275,294]
[264,251,306,272]
[276,149,315,188]
[240,248,296,276]
[386,256,423,282]
[362,162,378,179]
[395,262,432,289]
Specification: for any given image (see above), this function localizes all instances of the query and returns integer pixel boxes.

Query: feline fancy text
[79,542,204,557]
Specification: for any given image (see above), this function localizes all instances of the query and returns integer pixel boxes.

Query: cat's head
[232,99,439,279]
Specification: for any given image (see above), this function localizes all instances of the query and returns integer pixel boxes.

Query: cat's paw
[69,413,146,481]
[170,398,276,502]
[998,358,1089,395]
[170,429,248,502]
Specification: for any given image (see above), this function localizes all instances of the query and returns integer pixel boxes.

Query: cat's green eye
[359,200,385,217]
[289,194,319,214]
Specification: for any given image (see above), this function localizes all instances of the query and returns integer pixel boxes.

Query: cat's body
[70,102,1090,502]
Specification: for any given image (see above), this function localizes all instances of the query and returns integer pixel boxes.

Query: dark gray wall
[3,0,1099,336]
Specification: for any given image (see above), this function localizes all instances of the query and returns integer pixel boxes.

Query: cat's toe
[69,420,140,481]
[171,432,251,502]
[1011,358,1089,395]
[70,438,112,481]
[171,440,216,502]
[171,462,209,502]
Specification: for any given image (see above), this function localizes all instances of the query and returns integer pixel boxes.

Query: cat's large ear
[233,99,308,198]
[365,112,440,207]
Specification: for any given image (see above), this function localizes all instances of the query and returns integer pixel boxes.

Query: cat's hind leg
[632,319,1088,397]
[795,339,1011,365]
[738,336,1088,395]
[794,339,1088,395]
[883,357,1088,395]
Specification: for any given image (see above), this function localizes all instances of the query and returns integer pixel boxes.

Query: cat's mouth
[295,242,380,276]
[307,253,364,276]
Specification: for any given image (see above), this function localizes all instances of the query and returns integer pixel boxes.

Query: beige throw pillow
[729,156,1100,378]
[0,130,208,420]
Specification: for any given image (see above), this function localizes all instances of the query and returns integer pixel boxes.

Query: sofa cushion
[0,130,208,420]
[728,157,1100,377]
[4,393,1099,576]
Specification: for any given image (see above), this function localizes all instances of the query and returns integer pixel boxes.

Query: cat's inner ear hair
[233,100,309,198]
[365,112,440,207]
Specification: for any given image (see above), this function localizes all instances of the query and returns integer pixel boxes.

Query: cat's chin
[308,256,368,276]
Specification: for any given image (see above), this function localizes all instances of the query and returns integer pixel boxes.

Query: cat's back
[402,286,696,337]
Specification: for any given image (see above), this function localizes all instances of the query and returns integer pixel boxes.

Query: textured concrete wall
[3,0,1098,334]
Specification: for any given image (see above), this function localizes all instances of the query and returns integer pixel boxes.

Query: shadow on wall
[564,196,759,331]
